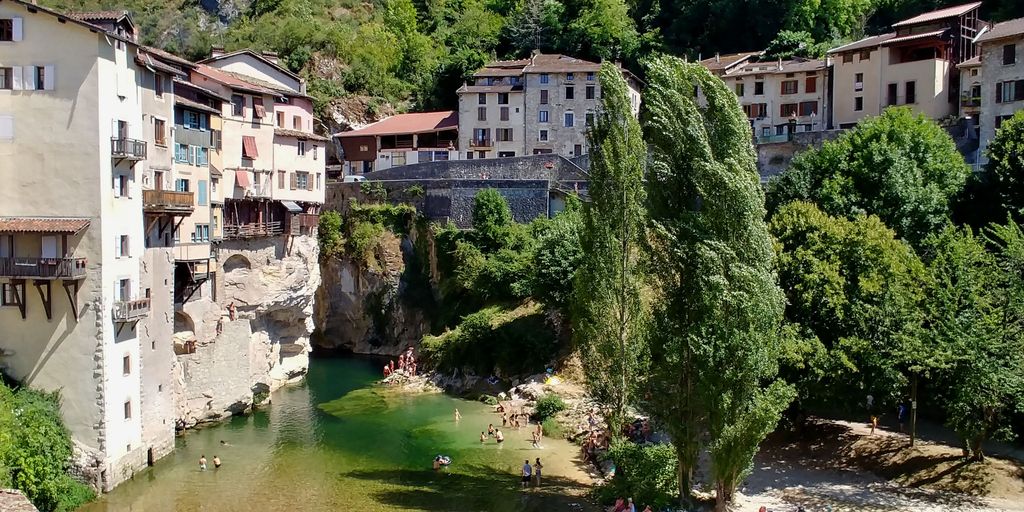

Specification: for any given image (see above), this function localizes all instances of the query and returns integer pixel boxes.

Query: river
[80,357,598,512]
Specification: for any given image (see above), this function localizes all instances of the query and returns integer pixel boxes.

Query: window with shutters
[1,283,17,307]
[317,173,322,189]
[996,80,1024,102]
[497,128,513,142]
[114,174,129,198]
[153,118,166,146]
[996,114,1014,130]
[298,141,306,156]
[500,107,509,121]
[0,67,10,90]
[477,107,486,121]
[184,111,202,130]
[174,143,189,163]
[195,147,208,166]
[781,80,798,95]
[117,235,130,258]
[1004,44,1016,66]
[278,171,285,189]
[175,178,189,192]
[780,103,798,117]
[540,89,548,104]
[0,19,12,41]
[805,76,817,93]
[231,95,244,117]
[798,101,818,116]
[33,66,44,91]
[296,172,309,190]
[253,97,265,118]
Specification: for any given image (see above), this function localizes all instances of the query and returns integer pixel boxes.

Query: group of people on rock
[610,497,652,512]
[381,347,417,379]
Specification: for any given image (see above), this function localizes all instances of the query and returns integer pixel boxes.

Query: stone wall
[171,233,319,428]
[363,153,588,182]
[755,130,842,181]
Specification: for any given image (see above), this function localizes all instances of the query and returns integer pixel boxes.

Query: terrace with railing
[113,298,150,321]
[143,190,195,215]
[111,137,147,160]
[223,221,283,239]
[0,257,87,280]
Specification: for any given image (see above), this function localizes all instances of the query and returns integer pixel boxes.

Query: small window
[293,115,302,130]
[859,50,870,61]
[498,93,509,105]
[123,355,131,376]
[154,74,164,98]
[573,144,582,157]
[539,110,549,123]
[298,140,306,156]
[477,107,486,121]
[153,118,166,146]
[231,95,244,117]
[735,82,744,96]
[0,19,13,42]
[564,112,574,127]
[842,53,853,63]
[585,85,595,100]
[539,129,548,142]
[124,400,132,420]
[33,66,45,91]
[276,111,285,128]
[540,74,549,84]
[1003,44,1016,66]
[566,72,574,81]
[905,81,916,104]
[854,96,864,111]
[754,81,764,95]
[313,145,319,160]
[540,89,548,105]
[478,93,487,105]
[586,72,595,81]
[565,86,574,100]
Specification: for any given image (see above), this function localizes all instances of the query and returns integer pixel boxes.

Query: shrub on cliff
[533,394,566,421]
[317,210,344,258]
[0,383,95,512]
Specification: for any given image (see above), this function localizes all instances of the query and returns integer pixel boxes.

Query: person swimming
[487,423,495,437]
[480,431,487,443]
[495,429,504,443]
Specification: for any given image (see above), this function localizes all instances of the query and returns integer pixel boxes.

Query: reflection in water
[80,358,596,512]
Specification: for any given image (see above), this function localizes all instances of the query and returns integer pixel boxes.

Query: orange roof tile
[0,217,90,234]
[336,111,458,138]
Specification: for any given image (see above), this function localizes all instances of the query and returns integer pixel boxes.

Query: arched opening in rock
[173,311,197,355]
[222,254,252,273]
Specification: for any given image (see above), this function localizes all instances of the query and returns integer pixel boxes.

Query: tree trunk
[909,374,918,447]
[676,443,692,508]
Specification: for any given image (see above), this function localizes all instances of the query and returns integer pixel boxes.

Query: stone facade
[977,22,1024,165]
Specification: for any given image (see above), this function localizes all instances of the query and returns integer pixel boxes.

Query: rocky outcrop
[172,234,319,429]
[315,231,430,356]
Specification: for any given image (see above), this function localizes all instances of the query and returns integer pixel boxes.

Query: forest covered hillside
[40,0,1024,118]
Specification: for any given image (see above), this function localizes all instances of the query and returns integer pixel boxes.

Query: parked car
[342,175,367,183]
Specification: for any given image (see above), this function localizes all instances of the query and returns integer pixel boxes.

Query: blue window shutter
[198,180,208,206]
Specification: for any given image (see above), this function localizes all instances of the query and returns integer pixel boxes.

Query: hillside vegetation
[40,0,1023,118]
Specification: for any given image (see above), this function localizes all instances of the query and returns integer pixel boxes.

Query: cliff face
[172,234,319,428]
[315,232,430,356]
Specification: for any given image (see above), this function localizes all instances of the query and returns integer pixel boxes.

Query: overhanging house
[336,110,458,175]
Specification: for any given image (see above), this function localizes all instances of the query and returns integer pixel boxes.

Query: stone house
[975,16,1024,164]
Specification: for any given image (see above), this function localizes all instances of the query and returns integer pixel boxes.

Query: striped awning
[242,136,259,159]
[234,169,251,188]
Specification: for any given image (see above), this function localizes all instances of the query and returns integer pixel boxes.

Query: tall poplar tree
[641,56,794,509]
[572,62,649,434]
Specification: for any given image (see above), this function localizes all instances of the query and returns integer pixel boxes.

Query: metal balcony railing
[469,138,492,148]
[143,190,194,213]
[111,137,147,160]
[113,298,150,321]
[0,257,87,279]
[223,221,283,239]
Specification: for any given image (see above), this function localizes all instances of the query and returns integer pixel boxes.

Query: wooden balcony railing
[0,257,87,279]
[111,137,147,160]
[113,298,151,321]
[223,221,283,239]
[143,190,194,213]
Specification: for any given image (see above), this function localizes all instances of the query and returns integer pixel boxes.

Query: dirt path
[733,418,1024,511]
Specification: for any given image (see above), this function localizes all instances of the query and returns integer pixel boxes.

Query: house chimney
[210,46,225,58]
[262,51,279,64]
[531,48,540,65]
[715,52,720,63]
[778,57,783,70]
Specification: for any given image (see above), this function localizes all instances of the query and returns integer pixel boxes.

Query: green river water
[79,357,598,512]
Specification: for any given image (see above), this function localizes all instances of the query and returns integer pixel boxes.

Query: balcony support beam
[10,279,25,319]
[34,280,52,321]
[62,280,80,321]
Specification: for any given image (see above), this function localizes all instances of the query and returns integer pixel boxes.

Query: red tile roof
[68,10,130,21]
[977,17,1024,44]
[193,64,280,96]
[336,111,458,138]
[892,2,982,27]
[0,217,90,234]
[274,128,329,141]
[726,58,826,77]
[883,29,948,46]
[828,33,897,54]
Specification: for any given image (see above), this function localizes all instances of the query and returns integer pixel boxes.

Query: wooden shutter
[1016,80,1024,102]
[12,17,22,42]
[43,65,54,90]
[290,172,297,190]
[198,180,208,206]
[996,83,1003,103]
[307,174,313,191]
[22,66,35,90]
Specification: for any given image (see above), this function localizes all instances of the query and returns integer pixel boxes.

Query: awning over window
[0,217,90,234]
[242,136,259,159]
[280,200,303,213]
[254,104,267,119]
[234,169,251,188]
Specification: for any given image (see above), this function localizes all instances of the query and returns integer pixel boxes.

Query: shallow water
[80,358,597,512]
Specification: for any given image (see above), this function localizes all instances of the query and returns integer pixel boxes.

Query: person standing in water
[533,458,543,486]
[521,459,532,489]
[480,431,487,443]
[454,408,461,421]
[199,455,207,471]
[495,429,505,443]
[213,455,222,469]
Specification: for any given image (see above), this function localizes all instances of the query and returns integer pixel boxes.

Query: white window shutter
[11,67,22,90]
[0,116,12,141]
[12,18,23,42]
[22,66,35,90]
[43,65,54,90]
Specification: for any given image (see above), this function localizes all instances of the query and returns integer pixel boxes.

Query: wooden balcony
[111,137,147,160]
[143,190,195,215]
[290,213,319,235]
[0,257,87,280]
[113,298,150,322]
[223,221,283,239]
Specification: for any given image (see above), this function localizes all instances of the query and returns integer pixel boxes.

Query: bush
[404,184,425,197]
[0,384,96,512]
[596,441,677,509]
[534,394,566,421]
[478,394,499,406]
[542,417,563,439]
[317,210,343,259]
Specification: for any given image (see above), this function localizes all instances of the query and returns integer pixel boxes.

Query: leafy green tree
[980,111,1024,221]
[769,202,932,426]
[317,210,343,259]
[563,0,640,60]
[763,30,830,59]
[471,188,515,251]
[572,62,649,435]
[642,56,793,509]
[504,0,565,55]
[767,107,970,247]
[532,197,584,310]
[783,0,874,42]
